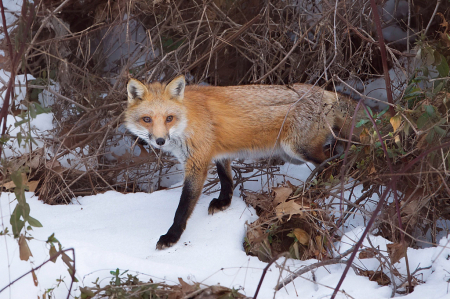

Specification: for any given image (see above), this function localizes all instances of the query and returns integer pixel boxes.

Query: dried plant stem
[0,248,76,299]
[28,84,91,112]
[185,14,261,73]
[275,246,355,291]
[424,0,442,36]
[369,0,395,117]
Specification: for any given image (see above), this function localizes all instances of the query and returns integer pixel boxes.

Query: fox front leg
[208,159,233,214]
[156,160,208,250]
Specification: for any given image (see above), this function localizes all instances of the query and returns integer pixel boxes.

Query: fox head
[124,76,187,150]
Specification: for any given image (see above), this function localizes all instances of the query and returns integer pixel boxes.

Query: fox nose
[156,138,165,146]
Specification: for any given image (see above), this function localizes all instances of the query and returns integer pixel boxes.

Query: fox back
[125,76,358,165]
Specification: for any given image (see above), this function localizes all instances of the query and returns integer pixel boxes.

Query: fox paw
[156,233,179,250]
[208,197,231,215]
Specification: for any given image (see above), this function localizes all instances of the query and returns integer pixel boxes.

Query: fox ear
[127,79,147,104]
[165,75,185,101]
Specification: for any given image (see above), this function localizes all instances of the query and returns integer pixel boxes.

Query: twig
[253,14,327,83]
[305,152,341,184]
[366,235,398,297]
[369,0,395,117]
[424,0,442,36]
[0,248,76,299]
[331,179,394,299]
[18,0,71,73]
[0,0,13,57]
[185,14,261,73]
[275,246,356,290]
[330,140,450,299]
[254,253,289,299]
[336,99,363,229]
[28,84,91,112]
[0,0,34,158]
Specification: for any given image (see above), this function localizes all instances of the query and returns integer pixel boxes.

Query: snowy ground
[1,163,450,299]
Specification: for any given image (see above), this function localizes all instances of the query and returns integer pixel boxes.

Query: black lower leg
[208,159,233,214]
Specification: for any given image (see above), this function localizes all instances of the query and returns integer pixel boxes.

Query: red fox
[124,76,360,249]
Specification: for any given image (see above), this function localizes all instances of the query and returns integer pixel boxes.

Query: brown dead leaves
[244,184,332,262]
[358,269,391,286]
[358,248,377,259]
[387,242,407,264]
[2,172,39,192]
[1,149,43,192]
[293,228,309,245]
[276,201,305,221]
[272,186,292,204]
[18,234,33,261]
[437,13,450,48]
[272,186,313,222]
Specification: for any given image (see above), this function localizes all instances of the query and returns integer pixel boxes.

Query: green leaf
[434,126,446,137]
[16,132,22,147]
[49,244,58,262]
[365,106,373,117]
[11,172,24,188]
[29,135,39,146]
[417,113,430,129]
[67,268,78,282]
[426,50,435,65]
[436,54,449,77]
[46,233,59,244]
[21,203,31,220]
[413,76,429,82]
[434,81,445,94]
[79,287,95,297]
[386,148,396,158]
[404,83,415,95]
[34,102,51,114]
[377,107,389,119]
[29,103,37,119]
[426,129,436,144]
[425,105,435,117]
[356,119,369,128]
[62,252,74,272]
[29,87,43,102]
[14,118,29,128]
[404,91,423,99]
[10,205,24,238]
[27,216,43,227]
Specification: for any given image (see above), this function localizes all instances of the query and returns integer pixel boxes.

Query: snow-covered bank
[1,166,450,299]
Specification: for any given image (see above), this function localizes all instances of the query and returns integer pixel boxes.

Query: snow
[381,0,414,46]
[0,71,35,110]
[1,163,450,299]
[1,0,22,31]
[335,54,439,112]
[1,112,54,158]
[98,14,159,82]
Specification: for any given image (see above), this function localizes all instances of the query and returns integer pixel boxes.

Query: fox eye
[142,116,152,123]
[166,115,174,122]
